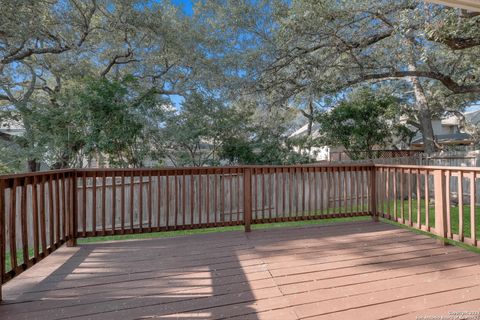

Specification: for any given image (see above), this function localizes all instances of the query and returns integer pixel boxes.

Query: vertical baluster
[82,172,87,237]
[182,172,186,227]
[20,180,28,265]
[190,170,194,227]
[32,176,39,260]
[206,171,210,226]
[459,171,464,241]
[174,170,178,228]
[416,170,421,228]
[39,176,47,254]
[446,170,451,238]
[392,168,397,220]
[129,172,134,232]
[425,171,430,230]
[9,179,17,269]
[470,172,476,245]
[101,172,106,235]
[55,174,60,243]
[139,173,143,232]
[48,175,54,248]
[199,171,203,226]
[157,171,161,229]
[112,172,117,234]
[408,169,412,226]
[121,171,125,234]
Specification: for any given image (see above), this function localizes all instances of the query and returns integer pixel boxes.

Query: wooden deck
[1,221,479,319]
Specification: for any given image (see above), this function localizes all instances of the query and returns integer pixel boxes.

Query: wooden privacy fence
[1,162,480,300]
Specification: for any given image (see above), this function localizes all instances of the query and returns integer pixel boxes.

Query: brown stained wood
[385,169,390,218]
[446,171,452,238]
[408,169,413,226]
[189,172,193,226]
[355,168,359,214]
[470,172,476,246]
[416,170,421,228]
[199,172,203,225]
[55,174,60,243]
[434,169,448,240]
[214,172,218,225]
[182,173,186,227]
[166,172,170,228]
[425,171,430,230]
[138,173,143,232]
[129,172,134,232]
[459,171,464,241]
[112,172,117,233]
[268,168,273,220]
[206,172,210,225]
[244,168,252,232]
[174,171,178,229]
[392,168,397,220]
[157,172,162,228]
[32,176,39,259]
[63,172,69,241]
[148,172,152,230]
[20,181,28,265]
[342,169,347,216]
[101,172,106,235]
[3,221,477,319]
[400,169,405,223]
[0,180,5,286]
[48,176,54,249]
[289,168,294,217]
[282,168,286,219]
[261,168,265,220]
[82,172,87,237]
[302,167,306,216]
[9,179,17,270]
[92,173,97,236]
[39,176,47,255]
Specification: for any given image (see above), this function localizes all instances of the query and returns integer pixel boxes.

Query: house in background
[409,109,480,150]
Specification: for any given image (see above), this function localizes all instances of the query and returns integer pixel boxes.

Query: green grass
[379,199,480,239]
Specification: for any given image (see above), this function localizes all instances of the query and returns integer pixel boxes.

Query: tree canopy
[0,0,479,172]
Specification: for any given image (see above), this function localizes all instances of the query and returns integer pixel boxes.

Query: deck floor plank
[1,221,479,320]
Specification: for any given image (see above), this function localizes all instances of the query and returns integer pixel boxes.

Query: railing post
[244,168,252,232]
[370,166,378,222]
[0,180,4,301]
[67,170,77,247]
[433,169,448,245]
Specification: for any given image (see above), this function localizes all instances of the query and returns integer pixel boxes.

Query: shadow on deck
[1,220,479,320]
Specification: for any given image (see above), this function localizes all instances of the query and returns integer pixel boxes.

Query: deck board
[1,221,479,319]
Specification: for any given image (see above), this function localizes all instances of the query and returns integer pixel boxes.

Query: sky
[171,0,194,15]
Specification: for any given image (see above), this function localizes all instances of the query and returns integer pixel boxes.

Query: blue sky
[171,0,194,15]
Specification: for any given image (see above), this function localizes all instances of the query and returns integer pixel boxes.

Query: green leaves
[316,88,408,159]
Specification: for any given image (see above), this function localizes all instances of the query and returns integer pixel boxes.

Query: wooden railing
[375,164,480,247]
[1,162,480,300]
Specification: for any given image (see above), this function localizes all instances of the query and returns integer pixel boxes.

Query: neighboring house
[409,109,480,150]
[289,123,341,161]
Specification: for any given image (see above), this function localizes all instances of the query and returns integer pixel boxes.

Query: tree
[316,89,409,160]
[255,0,480,152]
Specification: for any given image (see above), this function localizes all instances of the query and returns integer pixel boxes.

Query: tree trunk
[27,159,40,172]
[408,73,436,153]
[406,38,436,154]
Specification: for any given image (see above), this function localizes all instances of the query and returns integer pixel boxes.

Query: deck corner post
[433,169,448,245]
[243,167,252,232]
[67,170,78,247]
[0,179,5,301]
[370,167,378,222]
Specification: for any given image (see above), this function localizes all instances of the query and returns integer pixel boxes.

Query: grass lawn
[379,199,480,239]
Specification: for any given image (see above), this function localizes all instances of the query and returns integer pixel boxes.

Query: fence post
[67,171,77,247]
[0,180,4,301]
[433,169,448,245]
[370,166,378,222]
[244,168,252,232]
